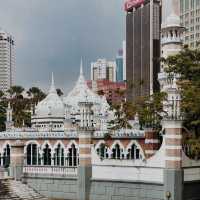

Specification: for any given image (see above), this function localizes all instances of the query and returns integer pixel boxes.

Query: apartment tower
[180,0,200,48]
[0,28,15,92]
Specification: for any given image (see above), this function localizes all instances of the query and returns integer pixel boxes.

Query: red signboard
[124,0,145,11]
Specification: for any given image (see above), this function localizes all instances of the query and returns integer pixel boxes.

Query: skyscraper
[122,40,126,81]
[125,0,161,101]
[91,59,116,82]
[180,0,200,48]
[0,28,15,92]
[116,49,123,82]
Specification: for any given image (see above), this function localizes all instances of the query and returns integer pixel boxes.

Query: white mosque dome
[35,74,65,119]
[63,60,104,109]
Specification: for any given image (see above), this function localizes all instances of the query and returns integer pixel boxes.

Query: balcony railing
[23,165,77,176]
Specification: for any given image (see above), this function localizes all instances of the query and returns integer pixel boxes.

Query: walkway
[0,179,48,200]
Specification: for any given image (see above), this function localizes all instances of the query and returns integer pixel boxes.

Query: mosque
[0,60,151,170]
[0,0,199,200]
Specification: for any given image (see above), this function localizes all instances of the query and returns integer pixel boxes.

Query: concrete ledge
[91,178,164,186]
[22,173,77,180]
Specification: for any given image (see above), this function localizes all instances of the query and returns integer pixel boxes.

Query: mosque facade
[0,0,200,200]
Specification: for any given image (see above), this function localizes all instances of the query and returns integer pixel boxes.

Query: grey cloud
[0,0,125,94]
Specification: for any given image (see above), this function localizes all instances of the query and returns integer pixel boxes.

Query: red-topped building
[87,80,126,104]
[124,0,145,11]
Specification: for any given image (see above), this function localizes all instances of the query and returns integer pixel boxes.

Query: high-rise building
[0,28,15,92]
[122,40,126,81]
[180,0,200,48]
[125,0,161,101]
[91,59,116,82]
[87,79,126,104]
[116,49,124,82]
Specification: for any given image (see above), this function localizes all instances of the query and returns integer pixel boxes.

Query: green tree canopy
[164,46,200,136]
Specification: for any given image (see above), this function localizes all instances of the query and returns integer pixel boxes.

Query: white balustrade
[23,166,77,176]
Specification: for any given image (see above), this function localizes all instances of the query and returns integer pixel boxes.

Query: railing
[23,165,77,176]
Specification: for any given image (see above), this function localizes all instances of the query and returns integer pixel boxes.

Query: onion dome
[34,73,65,119]
[63,59,103,109]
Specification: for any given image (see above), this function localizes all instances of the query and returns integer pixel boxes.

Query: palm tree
[7,85,24,98]
[27,87,46,105]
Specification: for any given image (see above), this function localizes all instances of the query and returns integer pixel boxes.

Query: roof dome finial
[80,57,83,75]
[49,72,56,93]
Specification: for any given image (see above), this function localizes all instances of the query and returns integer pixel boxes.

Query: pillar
[10,141,24,180]
[78,101,94,200]
[163,120,183,200]
[145,129,160,158]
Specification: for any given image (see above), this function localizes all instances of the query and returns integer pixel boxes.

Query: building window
[54,144,64,166]
[2,144,10,167]
[43,144,51,165]
[112,144,122,159]
[127,144,140,159]
[27,143,38,165]
[68,144,78,167]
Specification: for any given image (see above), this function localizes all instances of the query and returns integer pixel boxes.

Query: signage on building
[124,0,145,11]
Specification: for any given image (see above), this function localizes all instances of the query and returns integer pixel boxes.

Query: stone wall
[90,179,164,200]
[23,174,77,200]
[22,175,200,200]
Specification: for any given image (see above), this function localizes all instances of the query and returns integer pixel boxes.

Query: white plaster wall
[182,151,200,167]
[92,165,163,183]
[184,168,200,182]
[92,140,165,183]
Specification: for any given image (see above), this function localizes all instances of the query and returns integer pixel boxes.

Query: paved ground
[0,179,49,200]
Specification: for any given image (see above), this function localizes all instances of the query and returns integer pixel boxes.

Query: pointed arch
[126,140,145,160]
[41,140,53,150]
[110,140,125,159]
[110,140,124,150]
[53,140,65,166]
[66,140,78,151]
[66,140,78,167]
[25,141,40,166]
[95,140,108,159]
[95,140,105,150]
[24,140,40,153]
[1,142,11,167]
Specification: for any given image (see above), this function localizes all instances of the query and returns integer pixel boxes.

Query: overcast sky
[0,0,125,94]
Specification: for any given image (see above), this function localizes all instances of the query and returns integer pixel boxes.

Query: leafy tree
[109,90,166,131]
[163,46,200,159]
[0,90,4,98]
[164,46,200,136]
[0,101,6,131]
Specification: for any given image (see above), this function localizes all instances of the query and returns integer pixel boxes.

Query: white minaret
[6,102,14,130]
[160,1,185,200]
[158,0,185,120]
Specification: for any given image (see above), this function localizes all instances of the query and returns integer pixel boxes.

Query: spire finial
[49,72,56,93]
[80,57,83,75]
